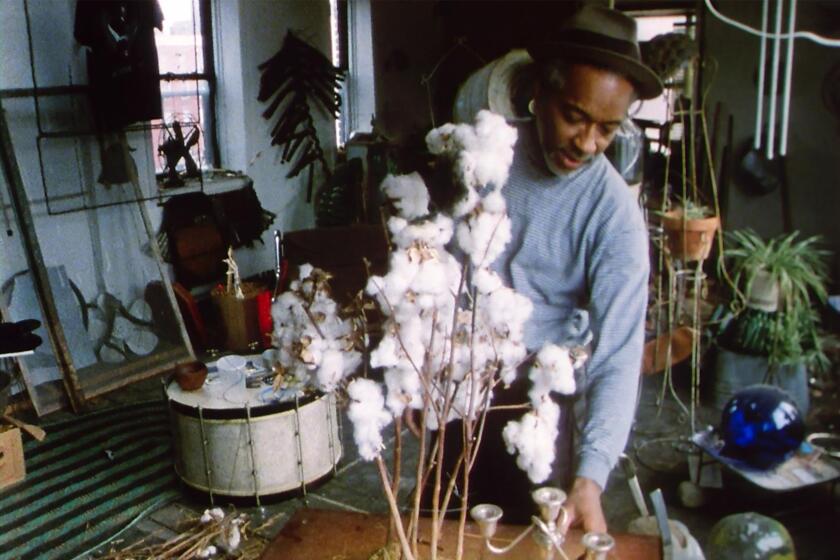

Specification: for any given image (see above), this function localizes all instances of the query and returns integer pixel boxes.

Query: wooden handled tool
[2,413,46,441]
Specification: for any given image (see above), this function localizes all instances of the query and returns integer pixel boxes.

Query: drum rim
[167,387,324,420]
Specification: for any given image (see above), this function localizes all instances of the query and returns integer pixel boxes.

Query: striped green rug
[0,400,181,560]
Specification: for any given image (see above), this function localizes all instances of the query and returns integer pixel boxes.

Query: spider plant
[676,198,714,220]
[722,229,831,371]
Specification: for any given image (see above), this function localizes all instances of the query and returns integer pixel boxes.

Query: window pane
[152,79,212,173]
[156,0,204,74]
[633,14,692,124]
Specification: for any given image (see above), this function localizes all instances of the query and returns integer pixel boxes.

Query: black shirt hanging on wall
[74,0,164,131]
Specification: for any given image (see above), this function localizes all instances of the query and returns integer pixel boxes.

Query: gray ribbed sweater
[494,122,649,489]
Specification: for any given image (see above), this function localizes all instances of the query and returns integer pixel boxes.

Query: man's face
[534,63,636,175]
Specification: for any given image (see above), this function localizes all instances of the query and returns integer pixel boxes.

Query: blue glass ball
[719,384,805,470]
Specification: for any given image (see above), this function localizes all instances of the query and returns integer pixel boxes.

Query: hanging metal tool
[272,230,288,302]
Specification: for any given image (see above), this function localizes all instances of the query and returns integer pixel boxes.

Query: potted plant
[660,199,720,262]
[714,229,830,413]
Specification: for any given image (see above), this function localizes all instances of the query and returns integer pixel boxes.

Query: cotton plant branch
[222,246,244,299]
[266,110,584,560]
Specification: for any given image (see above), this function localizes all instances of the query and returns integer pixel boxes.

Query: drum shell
[169,391,341,498]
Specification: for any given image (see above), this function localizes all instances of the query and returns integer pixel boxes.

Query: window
[632,12,696,125]
[331,0,377,147]
[152,0,217,174]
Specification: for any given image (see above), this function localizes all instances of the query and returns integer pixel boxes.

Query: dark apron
[430,375,577,525]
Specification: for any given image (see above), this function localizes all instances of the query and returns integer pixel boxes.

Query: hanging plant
[721,229,831,370]
[258,31,345,199]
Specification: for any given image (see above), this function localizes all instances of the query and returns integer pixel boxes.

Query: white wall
[702,1,840,284]
[218,0,335,278]
[1,0,337,292]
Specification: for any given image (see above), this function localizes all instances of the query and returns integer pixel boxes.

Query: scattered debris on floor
[96,507,281,559]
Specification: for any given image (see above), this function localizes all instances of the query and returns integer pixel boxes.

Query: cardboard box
[0,426,25,490]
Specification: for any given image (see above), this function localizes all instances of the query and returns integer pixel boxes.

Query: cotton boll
[528,344,576,404]
[474,111,518,175]
[342,350,363,378]
[398,317,426,369]
[502,400,560,483]
[452,185,481,218]
[347,378,393,460]
[381,172,430,219]
[497,339,527,383]
[455,151,479,190]
[483,288,532,333]
[481,190,507,214]
[219,521,242,553]
[457,212,511,268]
[315,348,345,391]
[411,259,450,296]
[197,545,217,558]
[370,333,400,369]
[298,263,314,280]
[201,507,225,523]
[394,220,449,248]
[388,216,409,239]
[472,267,503,294]
[473,150,512,189]
[432,214,454,246]
[474,110,517,149]
[384,367,423,415]
[425,123,457,154]
[449,376,492,422]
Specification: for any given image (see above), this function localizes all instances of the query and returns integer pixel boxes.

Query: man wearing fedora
[447,4,663,533]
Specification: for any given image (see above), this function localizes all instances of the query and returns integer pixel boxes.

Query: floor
[33,358,840,559]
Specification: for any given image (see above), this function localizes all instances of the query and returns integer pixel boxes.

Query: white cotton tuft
[347,378,392,460]
[452,186,481,218]
[218,522,241,553]
[502,400,560,483]
[298,263,314,279]
[456,211,511,268]
[316,349,345,392]
[381,172,430,219]
[481,190,507,214]
[384,367,423,416]
[425,123,457,154]
[528,344,576,404]
[197,545,217,558]
[472,267,503,294]
[201,508,225,523]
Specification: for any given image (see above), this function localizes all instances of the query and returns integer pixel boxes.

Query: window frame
[155,0,220,171]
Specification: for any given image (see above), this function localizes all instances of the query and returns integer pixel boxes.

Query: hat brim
[528,42,664,100]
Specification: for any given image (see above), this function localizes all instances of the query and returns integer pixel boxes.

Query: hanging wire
[420,37,486,127]
[703,0,840,47]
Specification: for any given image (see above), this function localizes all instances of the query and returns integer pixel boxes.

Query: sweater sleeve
[575,203,649,489]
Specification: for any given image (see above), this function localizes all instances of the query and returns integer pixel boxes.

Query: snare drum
[166,357,342,504]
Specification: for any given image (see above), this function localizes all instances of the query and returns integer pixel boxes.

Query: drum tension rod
[245,403,261,507]
[197,405,215,505]
[294,395,307,503]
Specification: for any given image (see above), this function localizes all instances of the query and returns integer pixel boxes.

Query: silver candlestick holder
[470,487,570,559]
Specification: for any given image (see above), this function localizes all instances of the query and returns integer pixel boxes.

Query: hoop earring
[528,99,536,115]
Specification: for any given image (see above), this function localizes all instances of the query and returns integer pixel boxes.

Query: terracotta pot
[661,210,720,262]
[174,361,208,391]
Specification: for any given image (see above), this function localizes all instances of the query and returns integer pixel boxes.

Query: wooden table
[260,508,661,559]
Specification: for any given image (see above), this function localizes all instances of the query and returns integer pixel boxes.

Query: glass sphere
[719,384,805,469]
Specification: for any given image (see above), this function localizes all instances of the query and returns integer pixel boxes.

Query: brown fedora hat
[527,5,663,100]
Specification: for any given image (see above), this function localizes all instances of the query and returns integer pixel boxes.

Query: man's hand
[563,477,607,533]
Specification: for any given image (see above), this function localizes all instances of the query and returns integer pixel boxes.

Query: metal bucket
[453,49,533,123]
